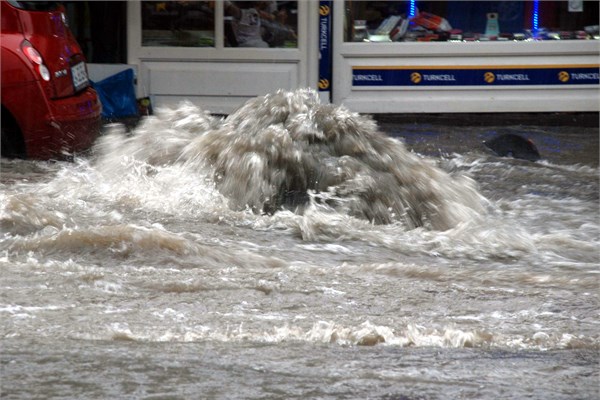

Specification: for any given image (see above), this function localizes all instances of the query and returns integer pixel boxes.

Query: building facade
[68,1,600,114]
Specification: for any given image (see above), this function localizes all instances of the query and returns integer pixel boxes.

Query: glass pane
[142,1,215,47]
[224,1,298,48]
[344,1,599,42]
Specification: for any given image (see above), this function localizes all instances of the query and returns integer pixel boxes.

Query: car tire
[1,107,26,159]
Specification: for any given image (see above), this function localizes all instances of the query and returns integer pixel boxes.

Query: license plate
[71,62,89,91]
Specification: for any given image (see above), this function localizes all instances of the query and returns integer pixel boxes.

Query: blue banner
[353,66,600,87]
[318,1,332,94]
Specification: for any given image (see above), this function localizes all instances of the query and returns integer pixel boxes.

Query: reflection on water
[1,89,598,399]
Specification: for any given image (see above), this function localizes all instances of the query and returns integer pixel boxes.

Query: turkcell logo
[563,71,600,83]
[318,1,332,93]
[352,66,600,86]
[353,73,384,83]
[353,69,468,86]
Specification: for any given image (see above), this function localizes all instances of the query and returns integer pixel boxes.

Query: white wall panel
[145,61,298,96]
[141,61,299,113]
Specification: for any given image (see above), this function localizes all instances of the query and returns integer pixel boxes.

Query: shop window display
[344,1,600,42]
[141,1,297,48]
[224,1,298,48]
[142,1,215,47]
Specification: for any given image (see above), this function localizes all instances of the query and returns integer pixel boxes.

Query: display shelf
[333,1,600,113]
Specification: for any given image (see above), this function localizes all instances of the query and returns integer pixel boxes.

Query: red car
[1,0,102,159]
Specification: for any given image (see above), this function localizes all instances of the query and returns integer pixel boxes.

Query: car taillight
[21,40,51,82]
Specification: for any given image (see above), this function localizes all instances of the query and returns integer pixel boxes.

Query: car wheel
[1,107,26,159]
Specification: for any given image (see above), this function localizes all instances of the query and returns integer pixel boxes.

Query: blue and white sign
[318,1,332,98]
[353,65,600,87]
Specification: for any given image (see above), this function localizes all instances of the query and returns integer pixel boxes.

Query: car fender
[0,35,37,88]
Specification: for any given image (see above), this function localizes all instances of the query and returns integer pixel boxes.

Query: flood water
[1,90,598,399]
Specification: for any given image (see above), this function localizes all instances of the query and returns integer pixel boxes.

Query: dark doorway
[63,1,127,64]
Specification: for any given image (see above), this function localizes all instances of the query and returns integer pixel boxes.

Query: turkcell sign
[318,1,332,92]
[352,65,600,86]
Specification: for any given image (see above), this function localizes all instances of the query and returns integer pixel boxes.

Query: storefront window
[142,1,215,47]
[224,1,298,47]
[344,1,599,42]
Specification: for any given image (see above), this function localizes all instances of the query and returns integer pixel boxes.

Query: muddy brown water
[1,91,598,399]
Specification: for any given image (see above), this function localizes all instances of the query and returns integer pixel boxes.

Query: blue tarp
[91,68,138,119]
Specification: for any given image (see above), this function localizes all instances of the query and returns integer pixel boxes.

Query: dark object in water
[484,133,541,161]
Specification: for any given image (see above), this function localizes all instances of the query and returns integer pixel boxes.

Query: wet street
[1,90,598,399]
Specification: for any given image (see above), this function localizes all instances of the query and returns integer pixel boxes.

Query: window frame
[129,0,306,63]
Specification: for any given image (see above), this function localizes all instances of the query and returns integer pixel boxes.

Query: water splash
[95,89,486,230]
